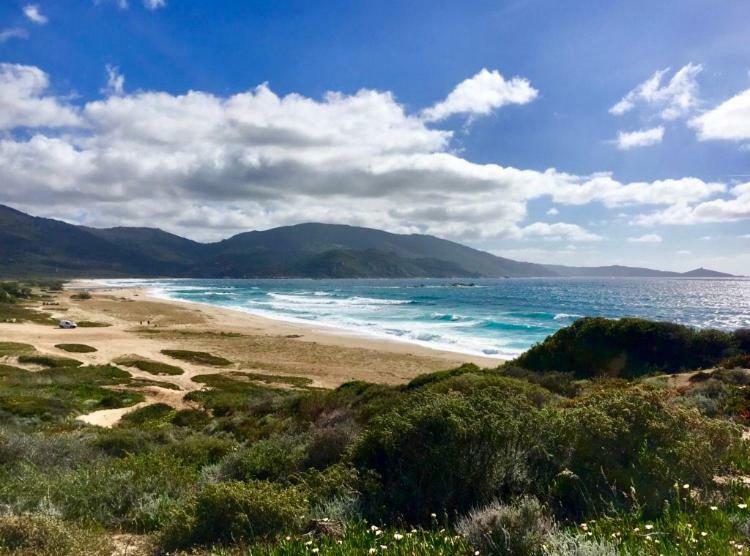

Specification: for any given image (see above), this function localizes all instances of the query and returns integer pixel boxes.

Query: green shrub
[543,390,740,518]
[114,356,183,376]
[120,403,175,427]
[90,428,149,457]
[351,385,546,522]
[0,513,112,555]
[211,436,306,483]
[54,344,97,353]
[458,497,554,556]
[542,531,618,556]
[17,355,82,368]
[0,342,35,356]
[163,480,307,548]
[514,317,741,378]
[161,349,231,366]
[75,321,110,328]
[70,291,92,300]
[171,408,211,429]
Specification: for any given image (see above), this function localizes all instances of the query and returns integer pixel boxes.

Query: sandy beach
[0,282,500,425]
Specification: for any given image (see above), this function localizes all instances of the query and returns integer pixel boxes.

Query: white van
[59,320,77,329]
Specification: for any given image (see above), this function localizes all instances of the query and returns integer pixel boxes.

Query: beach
[0,282,498,424]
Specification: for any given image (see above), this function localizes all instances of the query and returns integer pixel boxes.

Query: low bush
[458,497,554,556]
[114,356,183,376]
[514,317,742,378]
[70,291,92,300]
[162,480,308,549]
[0,513,112,556]
[120,403,175,427]
[75,321,111,328]
[543,390,740,518]
[0,342,35,356]
[54,344,97,353]
[18,354,82,368]
[161,349,232,366]
[352,384,547,522]
[210,436,307,483]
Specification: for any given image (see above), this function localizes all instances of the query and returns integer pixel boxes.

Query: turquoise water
[99,278,750,359]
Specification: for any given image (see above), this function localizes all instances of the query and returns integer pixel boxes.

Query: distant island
[0,204,735,279]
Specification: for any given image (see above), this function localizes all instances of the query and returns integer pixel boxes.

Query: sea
[96,277,750,359]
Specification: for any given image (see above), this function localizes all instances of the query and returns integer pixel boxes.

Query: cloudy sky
[0,1,749,274]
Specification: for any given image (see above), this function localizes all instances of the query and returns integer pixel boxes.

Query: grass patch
[120,403,176,427]
[115,356,184,376]
[76,320,111,328]
[55,343,97,353]
[161,349,232,367]
[0,302,55,325]
[18,354,83,368]
[0,342,35,356]
[128,378,182,390]
[70,291,92,300]
[233,371,313,388]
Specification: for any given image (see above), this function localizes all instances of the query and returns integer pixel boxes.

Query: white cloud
[23,4,48,25]
[615,126,664,150]
[610,63,702,120]
[515,222,602,242]
[0,63,742,242]
[143,0,166,9]
[634,182,750,226]
[421,68,537,122]
[102,65,125,97]
[94,0,129,9]
[546,207,559,216]
[0,64,80,130]
[0,28,29,43]
[677,250,691,255]
[628,233,663,243]
[690,88,750,141]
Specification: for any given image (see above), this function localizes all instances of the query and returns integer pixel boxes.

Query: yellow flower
[393,534,403,540]
[645,524,654,530]
[739,503,748,509]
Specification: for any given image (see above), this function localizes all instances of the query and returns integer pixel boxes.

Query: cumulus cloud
[23,4,48,25]
[0,64,80,130]
[102,65,125,97]
[546,207,559,216]
[610,63,702,120]
[0,63,741,242]
[634,182,750,226]
[143,0,166,9]
[0,28,29,43]
[615,126,664,150]
[627,233,663,243]
[421,68,537,122]
[690,88,750,141]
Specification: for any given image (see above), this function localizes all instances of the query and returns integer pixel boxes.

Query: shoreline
[68,278,507,364]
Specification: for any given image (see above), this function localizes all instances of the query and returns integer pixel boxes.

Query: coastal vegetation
[0,286,749,554]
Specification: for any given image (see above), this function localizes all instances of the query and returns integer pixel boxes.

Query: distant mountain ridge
[0,204,735,279]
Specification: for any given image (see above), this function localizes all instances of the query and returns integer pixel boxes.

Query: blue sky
[1,0,749,273]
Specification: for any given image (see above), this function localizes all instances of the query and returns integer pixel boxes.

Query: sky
[0,0,749,274]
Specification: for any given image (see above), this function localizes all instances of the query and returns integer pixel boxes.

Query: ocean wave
[553,313,583,320]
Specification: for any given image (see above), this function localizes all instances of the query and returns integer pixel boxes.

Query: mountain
[0,204,735,279]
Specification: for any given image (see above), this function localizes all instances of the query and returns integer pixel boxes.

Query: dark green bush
[213,436,307,483]
[161,349,231,366]
[54,344,97,353]
[514,317,742,378]
[18,354,83,368]
[163,480,307,548]
[543,390,740,518]
[351,383,547,522]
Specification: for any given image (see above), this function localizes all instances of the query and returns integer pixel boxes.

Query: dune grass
[161,349,232,367]
[0,342,35,356]
[76,320,111,328]
[115,356,184,376]
[18,354,83,368]
[55,343,98,353]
